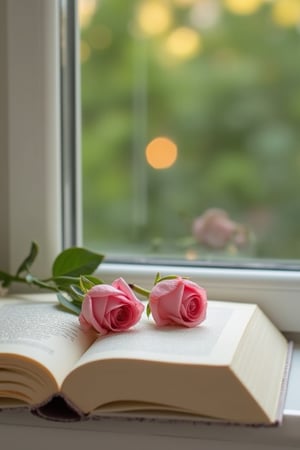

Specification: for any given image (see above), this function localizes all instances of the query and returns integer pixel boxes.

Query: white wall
[0,0,62,279]
[0,0,10,272]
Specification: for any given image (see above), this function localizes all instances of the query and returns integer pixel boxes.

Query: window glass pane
[79,0,300,265]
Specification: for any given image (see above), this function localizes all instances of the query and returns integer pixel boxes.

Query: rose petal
[80,295,108,335]
[79,279,144,335]
[149,277,207,328]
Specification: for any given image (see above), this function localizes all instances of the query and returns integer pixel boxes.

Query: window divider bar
[60,0,82,248]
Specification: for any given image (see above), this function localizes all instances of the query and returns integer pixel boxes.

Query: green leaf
[79,275,101,293]
[154,272,161,284]
[70,284,85,300]
[52,247,104,278]
[16,241,39,276]
[146,302,151,319]
[83,274,104,285]
[56,292,82,315]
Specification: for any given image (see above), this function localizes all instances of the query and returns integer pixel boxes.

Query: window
[1,0,300,335]
[77,0,300,333]
[80,0,300,268]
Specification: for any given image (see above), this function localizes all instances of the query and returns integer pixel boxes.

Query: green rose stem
[0,272,58,292]
[129,283,152,318]
[129,283,150,298]
[130,273,184,298]
[0,241,105,315]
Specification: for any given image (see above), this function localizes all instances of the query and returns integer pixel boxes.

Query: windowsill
[99,261,300,333]
[1,344,300,448]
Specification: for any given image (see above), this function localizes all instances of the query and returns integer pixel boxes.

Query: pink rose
[149,277,207,328]
[79,278,144,335]
[192,208,249,250]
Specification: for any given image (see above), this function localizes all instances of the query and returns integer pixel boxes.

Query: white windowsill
[1,344,300,449]
[98,262,300,333]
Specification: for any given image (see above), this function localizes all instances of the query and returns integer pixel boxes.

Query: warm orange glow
[136,0,172,36]
[272,0,300,27]
[145,137,178,169]
[224,0,262,15]
[185,249,199,260]
[164,27,202,60]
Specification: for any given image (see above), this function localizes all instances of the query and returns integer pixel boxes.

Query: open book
[0,293,291,425]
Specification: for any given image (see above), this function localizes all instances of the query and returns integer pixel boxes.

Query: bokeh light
[145,137,178,169]
[224,0,262,15]
[79,0,97,29]
[164,27,202,60]
[136,0,172,36]
[190,0,221,30]
[272,0,300,27]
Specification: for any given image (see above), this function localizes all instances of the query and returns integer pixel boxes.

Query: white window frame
[1,0,300,335]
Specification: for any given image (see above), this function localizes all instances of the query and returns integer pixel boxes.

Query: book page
[0,297,96,386]
[72,301,255,369]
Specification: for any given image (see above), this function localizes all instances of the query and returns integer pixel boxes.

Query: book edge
[273,340,294,426]
[0,340,292,427]
[26,340,293,426]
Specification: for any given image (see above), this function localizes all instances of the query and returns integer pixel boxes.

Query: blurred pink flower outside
[192,208,249,250]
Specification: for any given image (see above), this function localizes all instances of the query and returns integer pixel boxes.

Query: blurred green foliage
[80,0,300,262]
